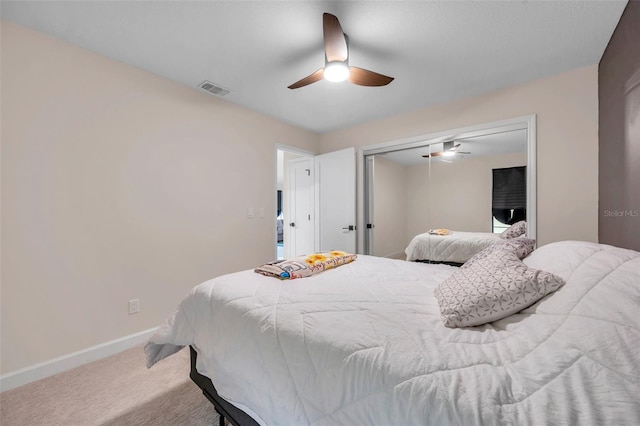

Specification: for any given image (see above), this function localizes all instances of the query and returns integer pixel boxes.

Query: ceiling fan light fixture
[288,13,393,89]
[324,61,350,82]
[442,151,456,157]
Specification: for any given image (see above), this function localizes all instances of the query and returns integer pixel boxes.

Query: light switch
[258,207,265,218]
[247,208,255,218]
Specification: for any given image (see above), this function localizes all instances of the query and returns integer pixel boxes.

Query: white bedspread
[405,230,501,263]
[146,242,640,425]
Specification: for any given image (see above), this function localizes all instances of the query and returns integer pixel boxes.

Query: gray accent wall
[599,0,640,251]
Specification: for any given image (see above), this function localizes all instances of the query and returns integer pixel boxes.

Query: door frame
[275,144,315,259]
[357,114,537,254]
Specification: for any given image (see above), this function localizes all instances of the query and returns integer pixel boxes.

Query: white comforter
[405,231,501,263]
[146,241,640,425]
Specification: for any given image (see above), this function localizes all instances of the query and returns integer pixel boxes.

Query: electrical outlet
[128,298,140,315]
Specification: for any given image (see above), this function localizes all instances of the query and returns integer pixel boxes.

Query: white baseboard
[0,327,157,393]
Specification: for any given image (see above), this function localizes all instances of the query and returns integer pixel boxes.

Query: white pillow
[500,220,527,239]
[434,249,565,328]
[462,237,536,270]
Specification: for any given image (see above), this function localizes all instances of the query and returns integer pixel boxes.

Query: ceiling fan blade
[323,13,348,62]
[422,151,444,158]
[288,69,324,89]
[349,67,394,87]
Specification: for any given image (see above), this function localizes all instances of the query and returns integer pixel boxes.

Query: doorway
[276,146,357,259]
[276,148,315,259]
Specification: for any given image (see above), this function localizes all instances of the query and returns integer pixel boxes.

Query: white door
[286,157,314,257]
[315,148,356,253]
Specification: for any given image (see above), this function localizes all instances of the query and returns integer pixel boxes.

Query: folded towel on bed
[429,229,453,236]
[255,251,357,280]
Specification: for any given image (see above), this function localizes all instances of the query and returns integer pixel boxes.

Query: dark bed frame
[189,346,259,426]
[415,259,464,267]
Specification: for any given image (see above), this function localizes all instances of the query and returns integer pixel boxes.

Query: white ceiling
[1,1,627,134]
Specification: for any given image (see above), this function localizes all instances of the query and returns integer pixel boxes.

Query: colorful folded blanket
[255,251,357,280]
[429,228,453,236]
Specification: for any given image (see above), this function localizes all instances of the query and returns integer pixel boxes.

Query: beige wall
[372,156,407,257]
[320,65,599,247]
[405,165,430,246]
[0,21,319,374]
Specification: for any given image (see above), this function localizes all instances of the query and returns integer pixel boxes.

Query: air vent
[198,80,230,97]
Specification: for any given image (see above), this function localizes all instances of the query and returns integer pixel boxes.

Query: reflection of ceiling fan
[288,13,394,89]
[422,141,471,158]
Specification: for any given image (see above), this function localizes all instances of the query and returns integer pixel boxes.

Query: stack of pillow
[434,221,565,328]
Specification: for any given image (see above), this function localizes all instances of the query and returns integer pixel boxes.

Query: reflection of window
[492,166,526,233]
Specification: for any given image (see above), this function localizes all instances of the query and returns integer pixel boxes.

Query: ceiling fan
[288,13,394,89]
[422,141,471,158]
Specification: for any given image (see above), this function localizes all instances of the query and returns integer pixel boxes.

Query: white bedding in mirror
[404,230,501,263]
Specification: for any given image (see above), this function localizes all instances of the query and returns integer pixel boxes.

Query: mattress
[146,242,640,425]
[404,230,501,263]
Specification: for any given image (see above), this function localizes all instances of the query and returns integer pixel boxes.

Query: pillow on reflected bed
[461,237,536,270]
[500,220,527,239]
[434,241,564,328]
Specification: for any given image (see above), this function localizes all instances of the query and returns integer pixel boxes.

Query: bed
[146,241,640,425]
[404,230,502,264]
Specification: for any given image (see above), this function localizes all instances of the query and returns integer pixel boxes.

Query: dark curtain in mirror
[492,166,526,226]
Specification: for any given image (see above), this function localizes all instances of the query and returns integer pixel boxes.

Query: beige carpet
[0,345,220,426]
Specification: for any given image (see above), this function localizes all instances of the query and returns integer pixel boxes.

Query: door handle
[289,222,296,227]
[342,225,355,231]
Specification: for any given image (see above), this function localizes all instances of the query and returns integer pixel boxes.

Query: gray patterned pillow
[462,237,536,270]
[434,250,565,328]
[500,220,527,239]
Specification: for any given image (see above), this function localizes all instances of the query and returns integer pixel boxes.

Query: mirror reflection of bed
[364,125,531,266]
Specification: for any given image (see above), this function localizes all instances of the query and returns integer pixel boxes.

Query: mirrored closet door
[362,117,535,263]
